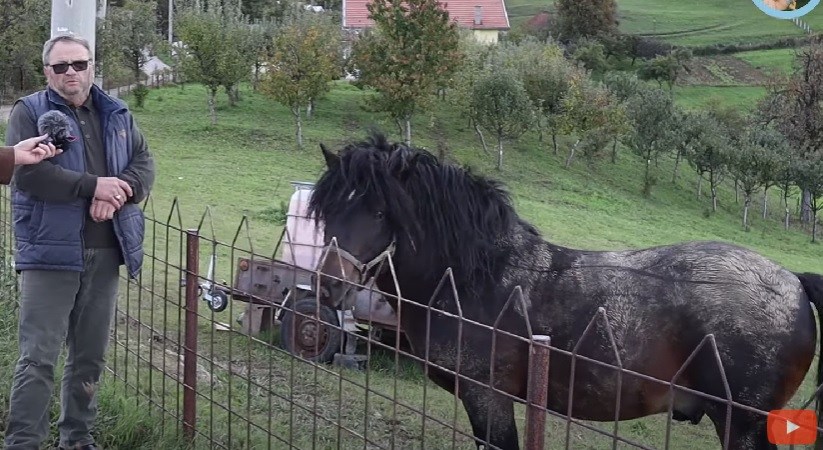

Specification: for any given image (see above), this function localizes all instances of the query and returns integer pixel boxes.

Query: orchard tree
[451,31,495,152]
[622,87,677,196]
[793,155,823,241]
[669,108,698,183]
[730,127,785,230]
[602,71,640,163]
[559,75,627,167]
[176,5,258,123]
[261,11,341,149]
[770,141,799,229]
[684,112,732,212]
[177,7,225,123]
[217,11,261,106]
[555,0,618,41]
[470,69,534,170]
[349,0,463,145]
[486,38,575,156]
[756,40,823,223]
[0,0,49,100]
[514,39,573,153]
[99,0,160,83]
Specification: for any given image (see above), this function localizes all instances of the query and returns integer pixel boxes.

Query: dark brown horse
[307,133,823,450]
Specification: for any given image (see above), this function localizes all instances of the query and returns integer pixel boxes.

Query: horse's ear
[320,143,339,168]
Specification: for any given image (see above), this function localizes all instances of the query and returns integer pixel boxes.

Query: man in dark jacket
[3,33,155,450]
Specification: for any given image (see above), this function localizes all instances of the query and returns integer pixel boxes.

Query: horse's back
[536,240,815,413]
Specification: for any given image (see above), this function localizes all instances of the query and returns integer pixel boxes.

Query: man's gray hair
[42,34,92,66]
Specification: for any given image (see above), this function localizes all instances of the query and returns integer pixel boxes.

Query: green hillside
[505,0,823,46]
[116,82,822,273]
[96,80,821,449]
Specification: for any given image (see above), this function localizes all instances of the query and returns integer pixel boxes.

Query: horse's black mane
[308,132,527,286]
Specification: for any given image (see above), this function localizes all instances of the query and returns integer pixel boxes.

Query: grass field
[735,47,800,73]
[504,0,823,46]
[1,77,808,449]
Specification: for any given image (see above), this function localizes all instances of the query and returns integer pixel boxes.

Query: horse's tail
[795,272,823,431]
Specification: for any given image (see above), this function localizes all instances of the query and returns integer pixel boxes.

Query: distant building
[342,0,510,44]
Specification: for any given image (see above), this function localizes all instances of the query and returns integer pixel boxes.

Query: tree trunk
[801,189,812,222]
[672,150,681,183]
[552,133,558,155]
[697,175,702,198]
[734,179,739,204]
[294,106,303,149]
[306,98,315,119]
[711,183,718,212]
[762,187,769,220]
[611,137,618,164]
[474,124,489,154]
[538,121,544,142]
[643,156,652,197]
[208,88,217,125]
[784,191,791,230]
[404,118,412,146]
[743,193,750,231]
[496,134,504,170]
[226,85,237,106]
[565,139,580,168]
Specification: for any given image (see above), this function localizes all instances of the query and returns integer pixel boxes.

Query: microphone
[36,110,76,149]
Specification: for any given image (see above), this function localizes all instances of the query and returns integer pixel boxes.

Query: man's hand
[13,134,61,165]
[90,199,117,222]
[94,177,133,208]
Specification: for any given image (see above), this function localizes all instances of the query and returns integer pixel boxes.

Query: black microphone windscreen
[36,110,74,149]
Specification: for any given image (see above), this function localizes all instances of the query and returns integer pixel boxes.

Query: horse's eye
[375,211,385,220]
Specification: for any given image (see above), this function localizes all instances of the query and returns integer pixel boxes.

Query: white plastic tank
[280,181,326,271]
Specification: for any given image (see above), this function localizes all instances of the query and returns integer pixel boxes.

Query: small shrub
[132,83,150,108]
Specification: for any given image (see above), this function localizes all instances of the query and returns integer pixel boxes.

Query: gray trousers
[4,248,121,450]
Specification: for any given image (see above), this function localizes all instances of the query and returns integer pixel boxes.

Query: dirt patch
[679,55,776,86]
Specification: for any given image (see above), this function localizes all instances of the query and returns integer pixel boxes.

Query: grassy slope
[76,78,820,450]
[0,76,819,448]
[736,47,800,74]
[505,0,823,46]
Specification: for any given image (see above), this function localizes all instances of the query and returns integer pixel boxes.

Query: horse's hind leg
[460,385,520,450]
[705,407,775,450]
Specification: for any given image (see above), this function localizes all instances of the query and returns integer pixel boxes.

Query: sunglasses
[47,60,91,74]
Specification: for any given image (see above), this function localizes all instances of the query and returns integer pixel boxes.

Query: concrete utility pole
[51,0,101,85]
[168,0,173,44]
[51,0,97,57]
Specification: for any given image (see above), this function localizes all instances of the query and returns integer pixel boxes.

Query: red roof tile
[343,0,510,31]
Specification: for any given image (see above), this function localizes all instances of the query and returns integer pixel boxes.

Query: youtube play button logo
[767,409,817,445]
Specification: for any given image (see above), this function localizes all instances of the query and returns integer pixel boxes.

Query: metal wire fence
[0,184,820,450]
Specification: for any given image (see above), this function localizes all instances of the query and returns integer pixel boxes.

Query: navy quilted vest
[11,85,145,279]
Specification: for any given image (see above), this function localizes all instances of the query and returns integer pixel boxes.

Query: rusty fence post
[525,335,551,450]
[183,228,200,441]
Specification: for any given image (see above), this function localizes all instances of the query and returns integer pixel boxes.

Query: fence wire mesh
[0,185,820,450]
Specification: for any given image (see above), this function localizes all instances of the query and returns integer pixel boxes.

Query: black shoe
[59,445,97,450]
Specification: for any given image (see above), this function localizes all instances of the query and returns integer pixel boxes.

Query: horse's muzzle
[311,271,354,309]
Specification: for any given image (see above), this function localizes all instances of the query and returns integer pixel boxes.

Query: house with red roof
[342,0,510,44]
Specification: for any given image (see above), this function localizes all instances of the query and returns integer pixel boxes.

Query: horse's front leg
[460,384,520,450]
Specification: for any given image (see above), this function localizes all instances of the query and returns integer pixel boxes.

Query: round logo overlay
[754,0,819,18]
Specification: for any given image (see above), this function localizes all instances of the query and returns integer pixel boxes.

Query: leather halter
[321,238,397,285]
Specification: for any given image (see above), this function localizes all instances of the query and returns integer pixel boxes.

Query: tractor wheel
[280,297,342,364]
